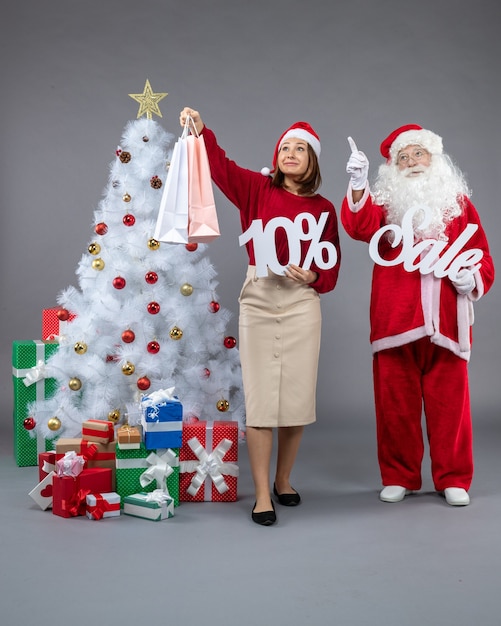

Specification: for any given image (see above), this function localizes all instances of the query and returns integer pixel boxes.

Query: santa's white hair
[372,151,470,241]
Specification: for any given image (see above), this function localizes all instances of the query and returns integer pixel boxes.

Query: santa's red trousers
[373,337,473,491]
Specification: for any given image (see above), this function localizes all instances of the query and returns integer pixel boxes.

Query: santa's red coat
[341,186,495,361]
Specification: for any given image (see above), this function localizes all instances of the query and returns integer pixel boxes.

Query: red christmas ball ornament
[23,417,36,431]
[208,300,220,313]
[137,376,151,391]
[113,276,126,290]
[56,308,70,321]
[123,214,136,227]
[145,271,158,284]
[122,329,135,343]
[106,354,119,362]
[147,301,161,315]
[147,341,160,354]
[185,243,198,252]
[224,336,237,349]
[95,222,108,235]
[202,367,211,378]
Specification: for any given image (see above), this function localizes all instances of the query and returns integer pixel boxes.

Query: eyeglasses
[396,148,430,165]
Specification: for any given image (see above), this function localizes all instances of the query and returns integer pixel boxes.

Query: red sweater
[341,189,495,360]
[201,127,341,294]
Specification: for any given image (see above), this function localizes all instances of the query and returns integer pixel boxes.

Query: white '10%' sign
[239,212,338,277]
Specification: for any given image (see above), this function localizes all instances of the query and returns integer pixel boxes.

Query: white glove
[451,269,476,295]
[346,136,369,191]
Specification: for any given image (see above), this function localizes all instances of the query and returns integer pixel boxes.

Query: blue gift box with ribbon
[140,388,183,450]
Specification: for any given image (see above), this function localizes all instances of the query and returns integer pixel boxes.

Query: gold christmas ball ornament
[88,242,101,255]
[121,361,135,375]
[147,238,160,250]
[169,326,183,340]
[216,399,230,412]
[92,258,105,271]
[47,417,62,431]
[180,283,193,296]
[108,409,121,423]
[122,192,132,203]
[69,377,82,391]
[74,341,88,355]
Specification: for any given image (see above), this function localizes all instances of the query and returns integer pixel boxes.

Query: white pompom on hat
[261,121,321,176]
[380,123,443,163]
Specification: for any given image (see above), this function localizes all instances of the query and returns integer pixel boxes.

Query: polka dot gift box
[115,443,179,507]
[12,340,59,466]
[179,421,239,502]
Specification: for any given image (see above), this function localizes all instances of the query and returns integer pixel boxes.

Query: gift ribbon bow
[87,494,119,520]
[65,488,91,517]
[23,360,48,387]
[80,441,99,461]
[181,437,239,496]
[42,460,56,474]
[145,489,172,505]
[141,387,177,406]
[139,449,179,492]
[118,425,138,442]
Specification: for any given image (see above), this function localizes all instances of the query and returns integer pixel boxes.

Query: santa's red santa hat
[261,121,321,176]
[380,124,443,163]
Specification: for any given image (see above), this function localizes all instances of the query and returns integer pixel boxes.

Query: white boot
[379,485,412,503]
[443,487,470,506]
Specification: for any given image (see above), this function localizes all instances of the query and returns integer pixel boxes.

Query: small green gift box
[123,491,174,521]
[12,340,58,466]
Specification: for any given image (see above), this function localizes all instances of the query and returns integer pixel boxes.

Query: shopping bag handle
[183,115,200,139]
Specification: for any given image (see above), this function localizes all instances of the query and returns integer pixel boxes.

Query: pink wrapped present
[56,451,85,478]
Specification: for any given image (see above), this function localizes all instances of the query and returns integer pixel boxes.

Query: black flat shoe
[273,483,301,506]
[251,501,276,526]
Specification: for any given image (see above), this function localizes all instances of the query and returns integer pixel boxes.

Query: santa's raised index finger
[347,136,358,153]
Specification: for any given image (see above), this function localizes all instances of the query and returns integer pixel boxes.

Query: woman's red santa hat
[380,124,443,163]
[261,121,321,176]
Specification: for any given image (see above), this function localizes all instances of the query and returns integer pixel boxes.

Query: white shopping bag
[154,125,189,244]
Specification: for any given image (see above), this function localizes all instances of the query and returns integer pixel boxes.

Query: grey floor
[1,410,500,626]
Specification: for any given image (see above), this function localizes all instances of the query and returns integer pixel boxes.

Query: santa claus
[342,124,495,506]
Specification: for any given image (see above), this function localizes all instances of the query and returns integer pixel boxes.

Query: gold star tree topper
[129,79,168,119]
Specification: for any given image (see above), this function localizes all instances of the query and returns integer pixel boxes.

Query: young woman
[180,108,341,525]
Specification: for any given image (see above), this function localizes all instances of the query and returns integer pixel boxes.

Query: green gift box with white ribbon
[12,340,59,466]
[115,442,179,507]
[123,491,174,521]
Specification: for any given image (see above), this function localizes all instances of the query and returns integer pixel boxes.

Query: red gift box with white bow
[179,421,239,502]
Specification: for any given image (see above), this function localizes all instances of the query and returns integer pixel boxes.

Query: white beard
[372,154,470,241]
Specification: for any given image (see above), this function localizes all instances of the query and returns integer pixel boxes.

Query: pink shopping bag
[186,133,220,243]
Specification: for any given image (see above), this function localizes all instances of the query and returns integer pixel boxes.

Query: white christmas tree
[29,82,245,440]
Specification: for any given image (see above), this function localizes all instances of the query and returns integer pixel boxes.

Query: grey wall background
[1,0,500,438]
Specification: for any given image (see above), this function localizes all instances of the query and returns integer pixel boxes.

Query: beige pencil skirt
[238,266,322,428]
